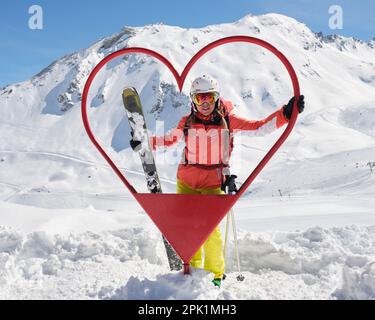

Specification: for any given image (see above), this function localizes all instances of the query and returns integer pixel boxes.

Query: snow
[1,203,375,299]
[0,13,375,299]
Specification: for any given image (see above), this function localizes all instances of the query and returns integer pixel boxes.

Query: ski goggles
[192,92,219,105]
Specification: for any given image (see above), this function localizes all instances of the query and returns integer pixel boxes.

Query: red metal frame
[81,36,300,274]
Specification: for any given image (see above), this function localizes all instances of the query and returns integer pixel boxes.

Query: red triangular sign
[134,193,238,263]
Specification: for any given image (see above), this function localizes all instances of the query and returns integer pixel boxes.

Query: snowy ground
[1,191,374,300]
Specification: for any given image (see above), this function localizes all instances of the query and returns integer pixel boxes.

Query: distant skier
[131,74,305,286]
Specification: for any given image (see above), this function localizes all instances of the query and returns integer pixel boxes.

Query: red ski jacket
[151,98,288,189]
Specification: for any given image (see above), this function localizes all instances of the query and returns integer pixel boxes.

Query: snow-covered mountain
[1,13,374,204]
[0,13,374,299]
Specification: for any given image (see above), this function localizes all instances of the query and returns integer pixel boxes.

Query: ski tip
[122,86,145,115]
[122,87,138,97]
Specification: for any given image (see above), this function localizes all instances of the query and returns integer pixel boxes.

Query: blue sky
[1,0,374,88]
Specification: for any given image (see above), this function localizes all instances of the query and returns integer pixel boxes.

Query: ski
[122,87,183,271]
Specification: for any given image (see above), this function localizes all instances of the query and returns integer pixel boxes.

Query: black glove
[221,175,238,194]
[283,95,305,120]
[130,139,142,152]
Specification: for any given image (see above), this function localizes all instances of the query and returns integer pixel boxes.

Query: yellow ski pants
[176,180,225,279]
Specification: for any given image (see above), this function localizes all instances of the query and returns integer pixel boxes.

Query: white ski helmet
[190,75,220,97]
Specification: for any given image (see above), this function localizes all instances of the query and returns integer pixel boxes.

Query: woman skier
[131,74,305,286]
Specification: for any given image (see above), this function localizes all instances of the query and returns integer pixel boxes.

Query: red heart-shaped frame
[81,36,300,269]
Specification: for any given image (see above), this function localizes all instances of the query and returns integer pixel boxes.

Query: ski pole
[223,212,230,260]
[230,209,244,281]
[222,174,245,281]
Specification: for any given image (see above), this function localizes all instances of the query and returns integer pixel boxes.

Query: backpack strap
[182,100,234,167]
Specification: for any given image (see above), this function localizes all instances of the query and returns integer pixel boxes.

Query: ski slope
[0,13,375,299]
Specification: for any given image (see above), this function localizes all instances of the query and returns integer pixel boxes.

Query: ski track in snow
[0,149,177,185]
[0,150,177,205]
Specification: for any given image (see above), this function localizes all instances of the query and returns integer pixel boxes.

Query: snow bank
[333,262,375,300]
[225,225,375,275]
[0,225,168,299]
[108,269,223,300]
[1,224,375,299]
